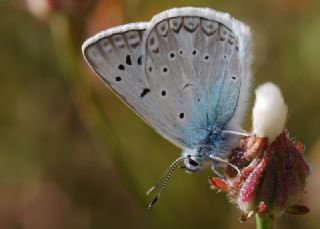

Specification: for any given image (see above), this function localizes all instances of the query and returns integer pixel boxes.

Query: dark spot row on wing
[86,30,146,85]
[146,17,238,58]
[119,54,143,71]
[95,30,144,55]
[147,47,219,77]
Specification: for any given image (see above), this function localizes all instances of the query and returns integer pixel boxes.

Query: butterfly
[82,7,252,208]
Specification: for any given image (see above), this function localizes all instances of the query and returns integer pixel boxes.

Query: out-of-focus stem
[255,214,273,229]
[48,12,145,203]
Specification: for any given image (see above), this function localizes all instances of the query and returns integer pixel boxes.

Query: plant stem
[255,214,273,229]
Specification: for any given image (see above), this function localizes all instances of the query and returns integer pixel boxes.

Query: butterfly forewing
[82,23,189,149]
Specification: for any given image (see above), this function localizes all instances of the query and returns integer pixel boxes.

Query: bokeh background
[1,0,320,228]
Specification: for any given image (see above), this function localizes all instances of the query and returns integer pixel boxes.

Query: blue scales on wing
[143,8,252,154]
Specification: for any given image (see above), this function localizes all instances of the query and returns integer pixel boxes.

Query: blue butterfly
[82,7,252,208]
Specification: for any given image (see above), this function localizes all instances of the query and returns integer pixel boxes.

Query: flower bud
[236,133,309,217]
[252,82,288,143]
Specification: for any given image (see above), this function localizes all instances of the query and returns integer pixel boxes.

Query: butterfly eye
[188,155,199,167]
[189,159,198,166]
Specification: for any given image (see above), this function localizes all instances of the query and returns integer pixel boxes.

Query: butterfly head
[181,149,207,173]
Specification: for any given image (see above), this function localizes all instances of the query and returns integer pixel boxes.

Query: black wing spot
[148,66,153,72]
[192,50,197,55]
[235,46,239,51]
[115,76,122,82]
[231,75,237,80]
[118,64,125,70]
[204,55,210,60]
[140,88,150,98]
[224,55,227,59]
[169,52,175,59]
[161,90,166,96]
[137,55,142,65]
[179,49,183,55]
[179,113,185,119]
[162,67,168,74]
[126,55,132,65]
[197,98,200,102]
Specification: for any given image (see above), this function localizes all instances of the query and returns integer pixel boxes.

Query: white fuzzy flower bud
[252,82,288,143]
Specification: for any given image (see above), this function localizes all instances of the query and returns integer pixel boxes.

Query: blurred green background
[1,0,320,228]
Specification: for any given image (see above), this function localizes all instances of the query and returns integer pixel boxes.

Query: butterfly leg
[209,154,240,175]
[210,161,224,178]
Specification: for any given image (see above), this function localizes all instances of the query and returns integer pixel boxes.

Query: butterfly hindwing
[143,8,252,147]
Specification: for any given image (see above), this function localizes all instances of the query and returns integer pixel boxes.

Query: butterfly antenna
[146,156,185,209]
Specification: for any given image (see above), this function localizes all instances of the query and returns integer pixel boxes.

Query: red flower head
[209,83,310,221]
